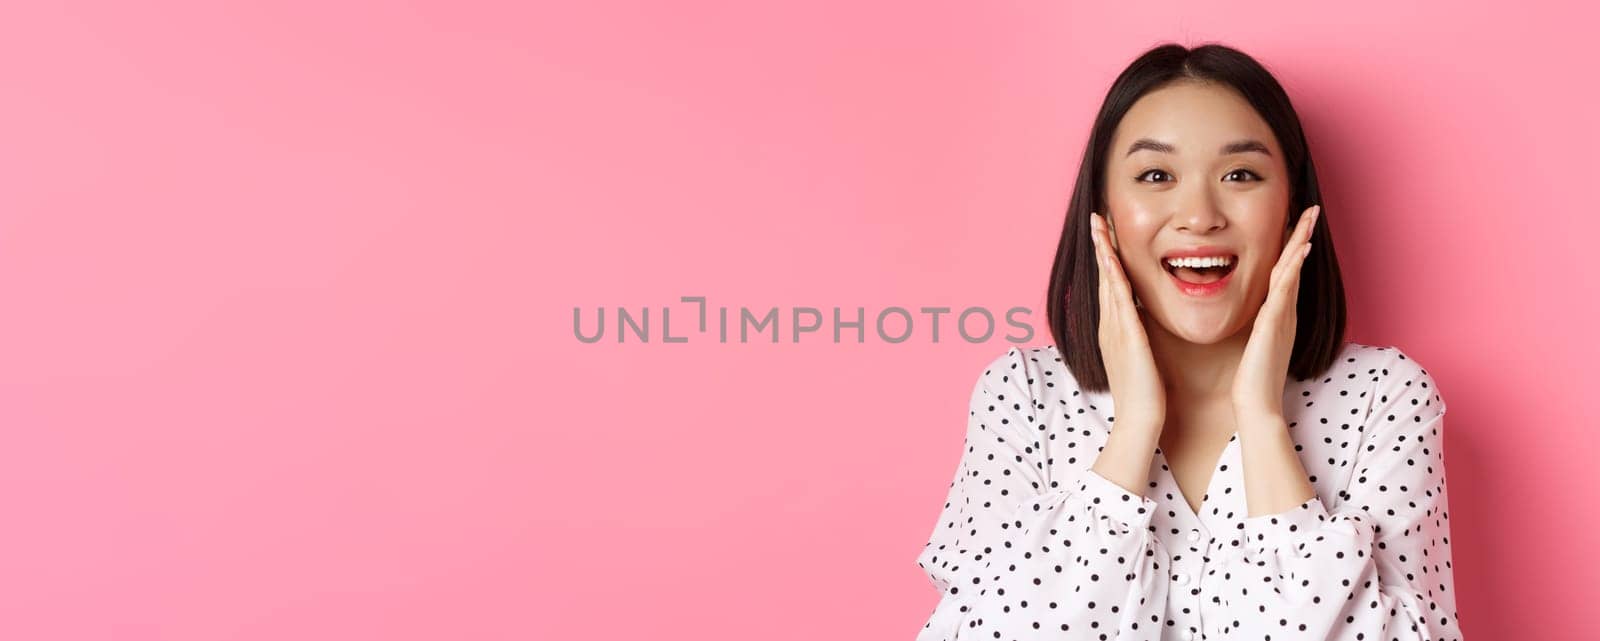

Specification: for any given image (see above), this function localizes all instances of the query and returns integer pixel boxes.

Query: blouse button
[1172,572,1189,586]
[1181,629,1196,641]
[1186,528,1202,542]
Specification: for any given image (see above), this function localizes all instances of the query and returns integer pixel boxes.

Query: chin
[1149,305,1245,345]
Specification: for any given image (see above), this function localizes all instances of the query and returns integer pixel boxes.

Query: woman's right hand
[1089,212,1167,436]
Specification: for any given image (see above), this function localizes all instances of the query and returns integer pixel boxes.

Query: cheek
[1243,220,1291,286]
[1104,185,1164,221]
[1103,211,1163,264]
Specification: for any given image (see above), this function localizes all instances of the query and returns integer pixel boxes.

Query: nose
[1174,186,1226,233]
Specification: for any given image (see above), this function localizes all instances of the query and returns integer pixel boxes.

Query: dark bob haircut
[1045,43,1347,392]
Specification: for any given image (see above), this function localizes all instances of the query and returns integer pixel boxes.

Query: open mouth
[1162,257,1237,284]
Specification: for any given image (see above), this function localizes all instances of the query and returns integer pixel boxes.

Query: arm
[914,347,1170,641]
[1215,353,1464,640]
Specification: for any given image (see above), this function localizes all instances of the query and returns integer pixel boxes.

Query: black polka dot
[914,343,1460,640]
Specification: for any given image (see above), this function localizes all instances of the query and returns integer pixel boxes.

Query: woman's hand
[1090,212,1166,434]
[1231,204,1320,422]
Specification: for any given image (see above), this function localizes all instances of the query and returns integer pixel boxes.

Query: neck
[1139,307,1252,404]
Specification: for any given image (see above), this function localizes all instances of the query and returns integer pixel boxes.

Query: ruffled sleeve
[1213,350,1464,640]
[914,347,1171,640]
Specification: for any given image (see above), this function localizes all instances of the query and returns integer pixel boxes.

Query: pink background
[1,1,1594,639]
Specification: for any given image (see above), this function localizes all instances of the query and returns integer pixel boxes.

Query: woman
[914,44,1462,640]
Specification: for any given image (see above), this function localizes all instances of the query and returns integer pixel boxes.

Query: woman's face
[1102,80,1293,345]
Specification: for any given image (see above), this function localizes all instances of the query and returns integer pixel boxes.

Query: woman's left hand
[1231,204,1320,422]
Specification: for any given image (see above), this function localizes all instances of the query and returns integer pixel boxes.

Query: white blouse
[914,342,1463,641]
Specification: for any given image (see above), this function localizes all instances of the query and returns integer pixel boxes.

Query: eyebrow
[1124,138,1273,157]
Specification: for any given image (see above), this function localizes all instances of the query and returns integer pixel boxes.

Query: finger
[1091,213,1105,289]
[1093,214,1137,327]
[1097,217,1140,317]
[1272,205,1321,283]
[1294,241,1313,282]
[1091,214,1114,317]
[1293,204,1320,249]
[1284,205,1319,253]
[1271,240,1314,313]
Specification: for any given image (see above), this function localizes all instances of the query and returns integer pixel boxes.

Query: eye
[1136,169,1172,183]
[1223,168,1262,182]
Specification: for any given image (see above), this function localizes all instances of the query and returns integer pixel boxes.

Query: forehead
[1111,81,1281,156]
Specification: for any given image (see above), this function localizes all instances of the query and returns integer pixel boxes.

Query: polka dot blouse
[914,342,1462,640]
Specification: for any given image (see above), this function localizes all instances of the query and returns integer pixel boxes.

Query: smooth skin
[1086,80,1321,518]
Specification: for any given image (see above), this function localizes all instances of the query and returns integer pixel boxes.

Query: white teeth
[1164,255,1235,269]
